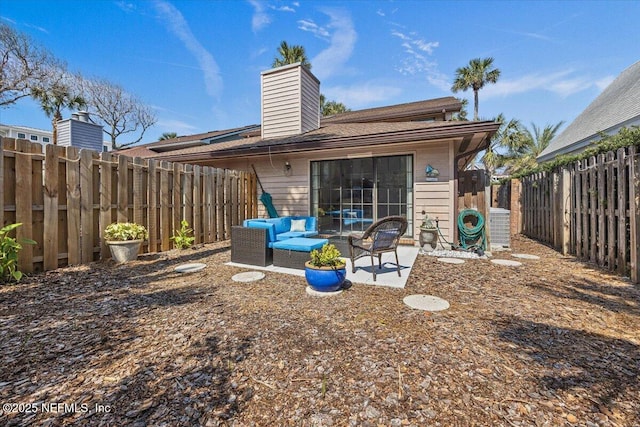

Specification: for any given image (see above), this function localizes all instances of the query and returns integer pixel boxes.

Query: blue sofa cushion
[272,237,328,252]
[276,230,318,240]
[244,221,277,244]
[243,216,319,245]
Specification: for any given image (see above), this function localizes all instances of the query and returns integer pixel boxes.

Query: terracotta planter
[304,261,347,292]
[107,239,143,263]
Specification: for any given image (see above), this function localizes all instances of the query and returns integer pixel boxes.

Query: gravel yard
[1,235,639,426]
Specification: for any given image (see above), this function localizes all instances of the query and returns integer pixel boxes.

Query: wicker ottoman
[272,237,328,269]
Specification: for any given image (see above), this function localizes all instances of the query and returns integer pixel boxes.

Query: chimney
[261,62,320,139]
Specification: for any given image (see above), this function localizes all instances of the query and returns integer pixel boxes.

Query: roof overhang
[155,121,500,164]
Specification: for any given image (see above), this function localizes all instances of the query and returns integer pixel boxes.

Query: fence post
[510,178,522,235]
[559,167,571,255]
[43,144,60,270]
[629,146,639,283]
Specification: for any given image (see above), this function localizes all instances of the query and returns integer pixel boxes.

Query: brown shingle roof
[146,120,499,163]
[321,97,462,124]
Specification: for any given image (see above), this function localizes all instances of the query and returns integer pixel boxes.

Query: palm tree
[504,121,564,173]
[159,132,177,141]
[31,71,85,145]
[272,41,311,69]
[478,114,524,175]
[451,57,500,121]
[320,94,350,116]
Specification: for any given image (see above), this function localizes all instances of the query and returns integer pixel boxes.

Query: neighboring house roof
[322,97,462,124]
[538,60,640,162]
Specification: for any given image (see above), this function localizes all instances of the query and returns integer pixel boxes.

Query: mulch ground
[0,235,639,426]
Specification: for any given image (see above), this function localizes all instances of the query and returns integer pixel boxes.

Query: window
[17,133,26,139]
[43,137,50,143]
[311,154,414,236]
[30,135,38,141]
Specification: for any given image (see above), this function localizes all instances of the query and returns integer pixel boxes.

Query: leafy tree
[272,41,311,69]
[451,57,500,121]
[0,23,56,107]
[81,78,156,149]
[503,121,564,174]
[30,68,86,145]
[320,94,350,116]
[159,132,177,141]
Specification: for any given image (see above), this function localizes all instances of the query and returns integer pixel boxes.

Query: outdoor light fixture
[284,161,292,176]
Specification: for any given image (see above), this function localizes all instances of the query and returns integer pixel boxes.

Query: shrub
[170,220,195,249]
[104,222,148,241]
[309,243,344,268]
[1,223,36,283]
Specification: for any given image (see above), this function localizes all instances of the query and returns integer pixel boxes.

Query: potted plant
[304,243,347,292]
[104,222,148,263]
[419,213,439,251]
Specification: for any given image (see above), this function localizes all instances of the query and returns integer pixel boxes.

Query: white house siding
[261,65,320,140]
[216,139,457,245]
[300,70,320,134]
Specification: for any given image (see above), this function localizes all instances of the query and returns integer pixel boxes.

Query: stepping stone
[491,259,522,267]
[306,286,343,297]
[438,257,465,264]
[232,271,265,282]
[512,253,540,260]
[174,263,206,273]
[403,294,450,311]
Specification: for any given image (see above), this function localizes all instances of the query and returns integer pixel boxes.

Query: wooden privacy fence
[519,146,639,283]
[1,138,258,275]
[457,169,491,245]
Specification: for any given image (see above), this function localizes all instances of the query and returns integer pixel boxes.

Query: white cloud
[248,0,271,32]
[482,69,605,99]
[115,1,136,13]
[309,8,357,80]
[152,0,222,99]
[322,82,402,109]
[297,19,330,39]
[595,75,615,91]
[391,28,445,90]
[377,9,385,17]
[270,5,295,12]
[156,118,199,135]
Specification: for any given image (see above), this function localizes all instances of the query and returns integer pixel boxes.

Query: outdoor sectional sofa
[230,216,319,266]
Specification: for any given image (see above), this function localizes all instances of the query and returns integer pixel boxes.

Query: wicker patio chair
[347,216,408,281]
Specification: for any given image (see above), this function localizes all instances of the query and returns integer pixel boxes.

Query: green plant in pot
[104,222,148,263]
[304,243,347,292]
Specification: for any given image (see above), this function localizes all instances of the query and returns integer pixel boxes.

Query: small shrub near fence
[519,145,639,283]
[0,138,258,275]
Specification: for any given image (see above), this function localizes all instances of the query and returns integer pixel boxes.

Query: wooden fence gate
[1,138,258,275]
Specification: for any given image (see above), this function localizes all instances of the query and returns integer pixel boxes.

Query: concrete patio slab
[403,294,450,311]
[227,245,419,288]
[232,271,266,282]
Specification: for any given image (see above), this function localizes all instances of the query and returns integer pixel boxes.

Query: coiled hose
[457,209,486,250]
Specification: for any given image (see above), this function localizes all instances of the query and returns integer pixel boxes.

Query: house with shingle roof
[538,60,640,162]
[118,63,499,245]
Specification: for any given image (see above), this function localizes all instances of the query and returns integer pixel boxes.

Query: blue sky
[1,0,639,144]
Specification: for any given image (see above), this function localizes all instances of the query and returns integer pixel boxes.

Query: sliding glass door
[311,154,413,236]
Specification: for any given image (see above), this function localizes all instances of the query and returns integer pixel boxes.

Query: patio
[0,235,638,426]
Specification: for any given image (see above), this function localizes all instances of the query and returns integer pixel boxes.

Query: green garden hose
[457,209,486,251]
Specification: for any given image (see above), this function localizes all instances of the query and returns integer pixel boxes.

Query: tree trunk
[473,90,479,121]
